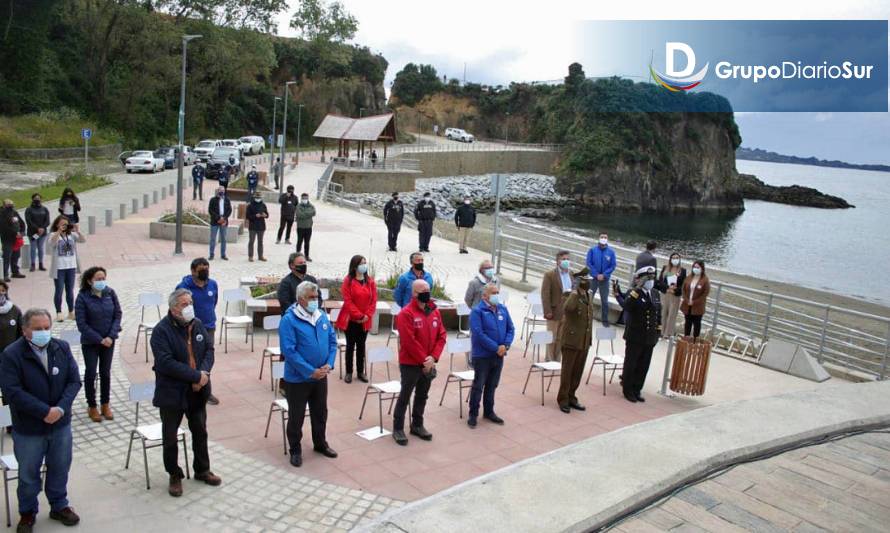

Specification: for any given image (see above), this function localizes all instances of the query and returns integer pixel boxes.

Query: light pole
[504,111,510,143]
[280,80,296,191]
[175,33,202,256]
[295,104,304,165]
[269,96,281,188]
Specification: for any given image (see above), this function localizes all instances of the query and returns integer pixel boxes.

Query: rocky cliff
[737,173,854,208]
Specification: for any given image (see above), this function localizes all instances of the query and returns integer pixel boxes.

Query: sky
[277,0,890,165]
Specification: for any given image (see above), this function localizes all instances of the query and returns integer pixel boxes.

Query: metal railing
[394,141,563,154]
[315,161,336,201]
[330,157,421,172]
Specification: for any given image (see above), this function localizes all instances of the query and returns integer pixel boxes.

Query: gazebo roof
[313,113,396,142]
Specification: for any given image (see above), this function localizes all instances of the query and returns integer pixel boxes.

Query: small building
[312,113,397,162]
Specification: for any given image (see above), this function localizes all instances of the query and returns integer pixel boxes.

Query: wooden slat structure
[669,337,712,396]
[312,113,397,162]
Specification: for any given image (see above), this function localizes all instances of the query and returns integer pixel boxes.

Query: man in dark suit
[383,192,404,252]
[207,187,232,261]
[414,192,436,252]
[619,266,662,403]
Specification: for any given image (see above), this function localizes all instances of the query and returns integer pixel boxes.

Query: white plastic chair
[358,346,404,434]
[438,338,475,418]
[456,303,471,338]
[258,314,282,390]
[134,292,163,363]
[220,288,254,353]
[0,406,46,527]
[329,309,349,379]
[521,331,560,406]
[124,382,189,489]
[586,327,624,395]
[386,303,401,347]
[521,295,547,342]
[320,288,330,301]
[263,361,294,455]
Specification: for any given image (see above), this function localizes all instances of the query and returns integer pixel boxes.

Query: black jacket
[25,204,50,237]
[455,203,476,228]
[279,193,298,220]
[383,199,404,226]
[0,207,24,244]
[658,266,687,297]
[414,199,436,222]
[0,305,23,355]
[245,201,268,231]
[207,196,232,227]
[620,287,662,346]
[149,314,214,409]
[276,272,322,315]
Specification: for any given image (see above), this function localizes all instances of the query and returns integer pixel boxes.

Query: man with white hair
[464,259,498,309]
[467,284,513,428]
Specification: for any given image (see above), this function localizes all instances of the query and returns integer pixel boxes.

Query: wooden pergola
[312,113,397,162]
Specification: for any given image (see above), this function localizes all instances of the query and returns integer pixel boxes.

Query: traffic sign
[81,128,92,140]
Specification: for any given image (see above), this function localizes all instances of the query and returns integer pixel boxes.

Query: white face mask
[464,199,470,204]
[671,258,680,266]
[599,238,608,246]
[692,267,702,276]
[643,280,655,291]
[181,305,196,322]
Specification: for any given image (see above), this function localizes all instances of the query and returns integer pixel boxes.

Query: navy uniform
[620,266,661,403]
[218,166,230,192]
[192,165,206,200]
[383,193,404,252]
[246,167,260,196]
[414,195,436,252]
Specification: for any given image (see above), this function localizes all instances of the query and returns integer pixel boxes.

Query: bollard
[169,183,174,196]
[132,198,138,214]
[120,203,127,220]
[161,187,167,200]
[152,190,158,204]
[21,245,30,269]
[105,209,113,227]
[143,193,149,208]
[87,216,96,235]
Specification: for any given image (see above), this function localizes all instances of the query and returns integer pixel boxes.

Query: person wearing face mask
[276,185,297,245]
[556,268,595,413]
[586,232,617,327]
[57,188,81,230]
[295,193,316,261]
[151,289,221,497]
[681,261,710,340]
[454,195,476,254]
[383,192,404,252]
[541,251,574,362]
[74,267,122,423]
[245,193,269,262]
[414,192,437,252]
[217,163,230,193]
[277,253,322,314]
[279,281,338,467]
[620,266,662,403]
[0,281,23,356]
[658,253,687,338]
[0,308,82,530]
[467,284,513,428]
[48,216,84,322]
[335,255,377,383]
[393,252,434,308]
[392,279,446,446]
[175,258,220,406]
[246,165,260,197]
[464,259,499,309]
[207,187,232,261]
[0,199,26,282]
[192,163,206,201]
[25,193,50,273]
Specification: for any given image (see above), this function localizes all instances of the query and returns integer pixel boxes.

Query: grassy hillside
[0,110,122,149]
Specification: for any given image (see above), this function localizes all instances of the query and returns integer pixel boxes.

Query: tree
[290,0,357,42]
[390,63,443,106]
[155,0,289,32]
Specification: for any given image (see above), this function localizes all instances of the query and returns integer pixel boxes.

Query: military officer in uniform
[414,192,436,252]
[556,268,594,414]
[383,192,404,252]
[619,265,662,403]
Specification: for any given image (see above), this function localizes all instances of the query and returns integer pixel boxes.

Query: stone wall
[400,150,560,178]
[331,170,420,193]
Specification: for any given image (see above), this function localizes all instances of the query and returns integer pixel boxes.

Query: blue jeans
[53,268,76,313]
[29,234,47,267]
[596,278,610,325]
[13,424,73,515]
[209,225,227,258]
[468,356,504,418]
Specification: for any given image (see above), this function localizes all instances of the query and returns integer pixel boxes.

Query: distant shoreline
[737,147,890,173]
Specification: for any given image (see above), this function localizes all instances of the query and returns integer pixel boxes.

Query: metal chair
[258,314,282,390]
[520,295,547,342]
[330,309,349,379]
[320,288,330,301]
[0,406,46,527]
[386,303,401,347]
[263,361,297,455]
[586,327,624,395]
[220,288,254,353]
[134,292,163,363]
[438,338,475,418]
[124,382,189,490]
[358,346,404,434]
[521,331,561,406]
[456,303,471,338]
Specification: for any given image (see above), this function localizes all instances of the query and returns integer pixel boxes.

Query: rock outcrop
[737,173,854,209]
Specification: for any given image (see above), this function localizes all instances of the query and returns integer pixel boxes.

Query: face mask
[393,197,399,202]
[464,199,470,205]
[560,259,570,270]
[643,280,655,291]
[483,268,495,278]
[217,191,225,197]
[181,305,196,322]
[417,291,431,303]
[197,269,209,281]
[599,238,608,246]
[413,262,424,272]
[488,294,500,306]
[692,267,702,276]
[301,198,309,204]
[30,330,52,347]
[305,301,319,314]
[423,195,431,201]
[0,294,7,306]
[294,264,307,275]
[579,281,590,291]
[32,199,41,206]
[93,280,107,291]
[357,264,368,274]
[253,198,262,203]
[671,258,680,266]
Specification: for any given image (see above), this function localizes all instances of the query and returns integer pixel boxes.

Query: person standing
[454,196,476,254]
[383,192,404,252]
[541,251,573,362]
[681,261,710,339]
[392,280,446,446]
[246,165,260,197]
[74,266,122,423]
[279,281,338,467]
[273,157,282,190]
[295,193,316,261]
[48,216,83,322]
[151,289,221,497]
[25,194,50,273]
[0,308,82,531]
[620,266,662,403]
[0,281,23,355]
[393,253,434,308]
[175,258,220,406]
[464,259,498,309]
[0,200,25,282]
[414,192,436,252]
[207,187,231,261]
[245,193,269,263]
[635,241,658,272]
[467,284,513,428]
[276,185,297,245]
[217,165,230,194]
[370,149,378,168]
[191,164,206,201]
[335,255,376,384]
[556,269,594,413]
[586,232,617,327]
[658,253,687,338]
[57,188,80,230]
[276,253,322,314]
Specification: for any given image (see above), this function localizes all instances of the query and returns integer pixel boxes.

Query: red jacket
[335,276,377,332]
[396,299,447,366]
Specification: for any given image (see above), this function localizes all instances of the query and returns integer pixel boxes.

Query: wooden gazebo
[313,113,397,162]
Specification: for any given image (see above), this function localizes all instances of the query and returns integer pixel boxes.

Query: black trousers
[284,379,328,454]
[82,343,113,407]
[160,392,210,478]
[277,217,294,241]
[344,321,368,374]
[1,242,20,278]
[192,179,203,200]
[393,364,432,431]
[684,314,703,338]
[622,342,656,397]
[386,222,401,250]
[296,228,312,257]
[418,220,433,250]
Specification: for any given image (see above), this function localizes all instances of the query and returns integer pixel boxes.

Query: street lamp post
[295,104,304,165]
[269,96,281,188]
[280,81,296,191]
[504,111,510,143]
[175,34,202,256]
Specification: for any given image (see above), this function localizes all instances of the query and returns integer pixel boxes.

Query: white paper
[667,275,678,286]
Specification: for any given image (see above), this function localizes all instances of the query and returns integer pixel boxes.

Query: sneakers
[392,429,408,446]
[409,425,433,441]
[56,313,64,322]
[101,403,114,420]
[195,471,222,486]
[16,513,35,533]
[168,474,183,497]
[87,407,101,423]
[48,507,80,526]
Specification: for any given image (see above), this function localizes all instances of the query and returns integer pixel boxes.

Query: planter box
[149,220,243,244]
[229,188,279,204]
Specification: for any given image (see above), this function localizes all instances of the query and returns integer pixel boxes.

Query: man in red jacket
[392,279,446,445]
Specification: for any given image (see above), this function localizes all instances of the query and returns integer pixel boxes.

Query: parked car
[155,146,198,169]
[194,139,221,162]
[182,146,197,165]
[118,151,132,168]
[125,151,165,173]
[445,128,474,142]
[221,139,242,156]
[206,147,241,179]
[239,135,265,155]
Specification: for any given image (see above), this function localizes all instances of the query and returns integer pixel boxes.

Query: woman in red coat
[335,255,377,383]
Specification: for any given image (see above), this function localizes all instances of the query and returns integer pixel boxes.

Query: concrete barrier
[149,221,243,244]
[168,184,174,196]
[87,216,96,235]
[119,203,126,220]
[105,209,112,227]
[131,198,138,214]
[142,194,149,208]
[152,191,158,204]
[161,187,167,200]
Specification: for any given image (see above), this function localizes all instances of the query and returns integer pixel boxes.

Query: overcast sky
[278,0,890,164]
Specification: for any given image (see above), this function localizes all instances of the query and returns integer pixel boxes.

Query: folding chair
[0,406,46,527]
[358,346,405,434]
[134,292,163,363]
[220,288,254,353]
[586,327,624,395]
[258,314,282,390]
[456,303,471,338]
[521,297,547,342]
[521,331,561,406]
[320,288,330,301]
[263,361,295,455]
[438,338,475,418]
[124,382,189,490]
[386,303,401,347]
[330,309,348,379]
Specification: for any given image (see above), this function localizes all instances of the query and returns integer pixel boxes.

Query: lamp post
[280,80,296,191]
[269,96,281,188]
[295,103,304,165]
[175,33,202,256]
[504,111,510,143]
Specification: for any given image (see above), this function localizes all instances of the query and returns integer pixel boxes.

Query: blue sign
[81,128,92,140]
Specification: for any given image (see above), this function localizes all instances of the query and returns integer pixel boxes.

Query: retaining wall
[401,150,560,178]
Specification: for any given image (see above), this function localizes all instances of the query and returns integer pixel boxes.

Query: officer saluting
[618,266,661,403]
[383,192,404,252]
[192,164,206,201]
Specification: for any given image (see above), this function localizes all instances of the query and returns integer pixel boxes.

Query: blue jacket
[246,171,259,186]
[192,165,205,182]
[469,301,515,358]
[393,269,434,308]
[0,337,81,435]
[149,314,214,409]
[279,305,337,383]
[586,245,617,279]
[176,275,218,330]
[74,287,123,345]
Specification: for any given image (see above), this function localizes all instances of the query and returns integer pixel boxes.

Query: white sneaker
[56,313,64,322]
[68,311,75,321]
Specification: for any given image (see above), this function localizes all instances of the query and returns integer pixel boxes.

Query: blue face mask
[357,264,368,274]
[560,259,571,270]
[93,280,107,291]
[305,301,319,314]
[30,330,51,347]
[484,268,495,279]
[489,294,501,306]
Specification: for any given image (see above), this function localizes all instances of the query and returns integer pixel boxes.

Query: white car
[125,151,165,173]
[194,139,221,161]
[239,135,265,155]
[221,139,242,155]
[445,127,474,143]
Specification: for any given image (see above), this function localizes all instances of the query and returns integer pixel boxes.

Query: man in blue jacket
[586,232,617,327]
[191,163,205,201]
[150,289,221,498]
[246,165,260,197]
[279,281,338,468]
[468,284,514,428]
[393,252,434,308]
[175,258,219,405]
[0,308,82,531]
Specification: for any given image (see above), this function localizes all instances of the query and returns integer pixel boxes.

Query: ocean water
[548,160,890,306]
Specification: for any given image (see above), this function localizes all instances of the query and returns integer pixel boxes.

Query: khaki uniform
[556,288,595,408]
